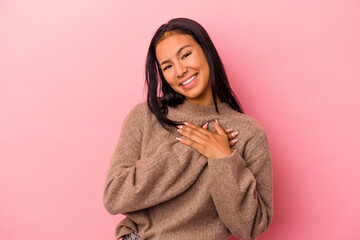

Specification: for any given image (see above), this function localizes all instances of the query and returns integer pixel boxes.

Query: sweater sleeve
[103,104,207,214]
[207,126,273,240]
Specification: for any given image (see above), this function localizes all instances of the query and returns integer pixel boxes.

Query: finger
[178,127,208,143]
[225,128,235,139]
[225,128,233,133]
[176,137,202,150]
[178,124,207,141]
[202,122,209,129]
[214,119,227,136]
[183,121,211,136]
[229,138,239,146]
[228,131,239,139]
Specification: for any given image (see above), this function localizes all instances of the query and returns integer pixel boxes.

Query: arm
[103,104,207,214]
[207,127,273,240]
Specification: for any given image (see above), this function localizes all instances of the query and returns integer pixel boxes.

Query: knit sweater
[103,99,273,240]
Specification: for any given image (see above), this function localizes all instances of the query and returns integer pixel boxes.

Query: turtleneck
[103,100,273,240]
[166,99,235,126]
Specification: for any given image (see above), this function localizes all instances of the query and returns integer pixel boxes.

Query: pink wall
[1,0,359,239]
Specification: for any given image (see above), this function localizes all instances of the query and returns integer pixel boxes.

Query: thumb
[214,119,226,135]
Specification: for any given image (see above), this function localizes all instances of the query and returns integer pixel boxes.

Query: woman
[103,18,273,240]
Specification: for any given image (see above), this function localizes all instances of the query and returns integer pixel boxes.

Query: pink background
[1,0,359,239]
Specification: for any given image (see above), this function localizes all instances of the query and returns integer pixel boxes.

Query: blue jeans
[122,233,141,240]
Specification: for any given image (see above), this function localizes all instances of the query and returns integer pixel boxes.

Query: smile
[180,74,198,86]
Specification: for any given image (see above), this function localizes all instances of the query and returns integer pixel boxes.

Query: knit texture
[103,99,273,240]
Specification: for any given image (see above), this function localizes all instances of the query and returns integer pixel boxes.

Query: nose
[174,61,187,78]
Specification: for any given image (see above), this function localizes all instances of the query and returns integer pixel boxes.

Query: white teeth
[181,75,197,86]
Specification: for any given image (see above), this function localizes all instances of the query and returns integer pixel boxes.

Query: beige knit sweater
[103,99,273,240]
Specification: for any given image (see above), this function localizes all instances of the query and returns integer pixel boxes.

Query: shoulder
[119,101,152,140]
[124,101,151,120]
[121,101,147,128]
[226,111,271,159]
[225,110,267,137]
[122,101,158,131]
[129,101,149,114]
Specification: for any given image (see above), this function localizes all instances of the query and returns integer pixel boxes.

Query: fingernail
[231,131,239,137]
[202,122,209,128]
[230,139,239,144]
[177,125,183,129]
[177,129,182,133]
[215,119,219,125]
[225,128,233,133]
[176,137,182,141]
[183,122,189,126]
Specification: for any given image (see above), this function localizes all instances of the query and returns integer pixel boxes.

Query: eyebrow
[159,44,192,66]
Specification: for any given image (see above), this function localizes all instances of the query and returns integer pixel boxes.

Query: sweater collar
[166,99,234,124]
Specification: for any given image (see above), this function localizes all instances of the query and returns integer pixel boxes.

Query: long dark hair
[145,17,244,131]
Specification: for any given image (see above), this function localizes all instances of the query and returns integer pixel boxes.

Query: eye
[182,52,192,59]
[163,65,172,71]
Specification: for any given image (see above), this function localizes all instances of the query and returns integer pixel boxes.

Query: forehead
[155,33,197,60]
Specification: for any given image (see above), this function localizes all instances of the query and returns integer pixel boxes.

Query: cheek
[201,57,210,74]
[163,72,177,87]
[193,53,209,71]
[199,61,210,79]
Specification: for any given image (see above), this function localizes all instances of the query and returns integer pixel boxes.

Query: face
[155,33,214,105]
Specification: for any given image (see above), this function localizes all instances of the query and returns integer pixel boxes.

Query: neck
[185,96,221,106]
[166,98,233,127]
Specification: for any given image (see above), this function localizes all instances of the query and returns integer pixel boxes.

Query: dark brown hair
[145,17,244,130]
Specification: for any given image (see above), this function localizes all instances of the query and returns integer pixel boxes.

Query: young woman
[103,18,273,240]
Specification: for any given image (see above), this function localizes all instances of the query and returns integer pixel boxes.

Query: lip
[178,73,198,86]
[180,74,198,89]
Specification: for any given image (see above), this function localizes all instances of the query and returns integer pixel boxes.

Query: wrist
[212,148,233,159]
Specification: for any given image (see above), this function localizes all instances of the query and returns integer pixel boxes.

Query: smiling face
[155,33,216,105]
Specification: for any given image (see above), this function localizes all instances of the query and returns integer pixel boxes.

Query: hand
[176,119,236,159]
[201,122,239,147]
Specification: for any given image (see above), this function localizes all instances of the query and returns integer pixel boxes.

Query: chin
[180,92,201,100]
